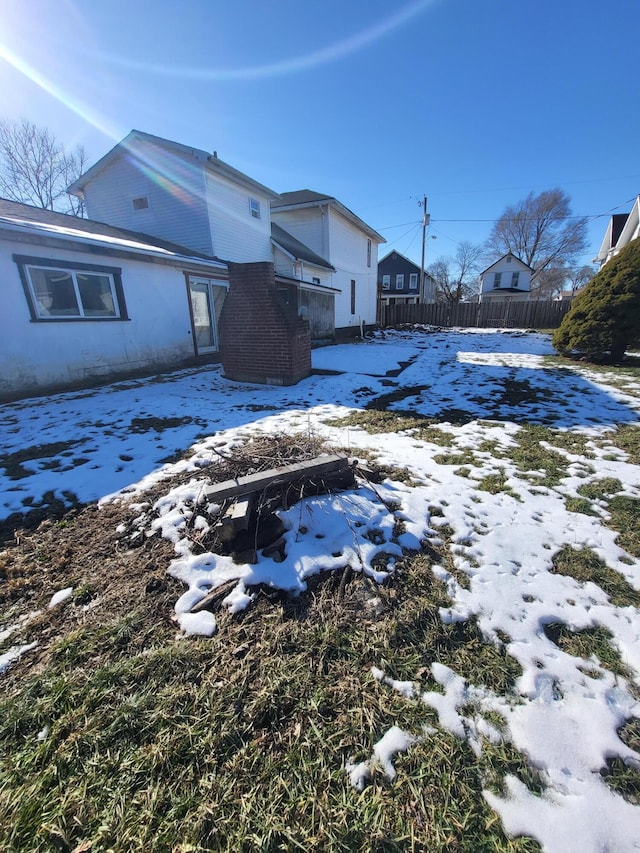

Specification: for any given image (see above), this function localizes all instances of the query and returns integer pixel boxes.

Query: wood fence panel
[378,300,572,330]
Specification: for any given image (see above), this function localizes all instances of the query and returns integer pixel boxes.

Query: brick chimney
[219,262,311,385]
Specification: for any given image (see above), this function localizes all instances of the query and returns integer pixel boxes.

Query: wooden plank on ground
[204,454,352,504]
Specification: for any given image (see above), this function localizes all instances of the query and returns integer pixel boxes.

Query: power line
[376,195,638,231]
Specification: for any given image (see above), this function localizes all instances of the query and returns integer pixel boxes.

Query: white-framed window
[506,255,512,263]
[409,273,418,290]
[249,197,261,219]
[312,276,320,284]
[382,274,390,290]
[493,273,502,288]
[395,273,404,290]
[511,272,520,287]
[351,280,356,314]
[367,239,372,267]
[15,255,127,321]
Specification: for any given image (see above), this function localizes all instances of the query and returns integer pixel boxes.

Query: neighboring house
[271,190,385,336]
[0,198,229,400]
[377,250,435,306]
[594,195,640,268]
[478,253,533,303]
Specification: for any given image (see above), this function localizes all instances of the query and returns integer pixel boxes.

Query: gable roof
[479,252,533,276]
[0,197,226,268]
[272,189,385,244]
[271,222,334,270]
[378,250,421,272]
[68,130,281,202]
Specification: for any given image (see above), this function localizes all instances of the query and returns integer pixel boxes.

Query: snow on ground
[2,327,640,851]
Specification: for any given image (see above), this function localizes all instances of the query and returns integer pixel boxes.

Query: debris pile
[115,434,408,630]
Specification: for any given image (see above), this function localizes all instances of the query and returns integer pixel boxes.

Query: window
[395,273,404,290]
[132,196,149,210]
[493,273,502,288]
[249,197,261,219]
[409,273,418,290]
[506,255,512,263]
[511,272,520,287]
[351,280,356,315]
[382,274,390,290]
[312,276,321,285]
[367,239,372,267]
[15,255,127,321]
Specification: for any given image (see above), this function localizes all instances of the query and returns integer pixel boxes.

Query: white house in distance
[478,253,533,303]
[594,195,640,268]
[271,190,385,336]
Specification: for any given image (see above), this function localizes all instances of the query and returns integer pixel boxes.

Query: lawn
[1,327,639,852]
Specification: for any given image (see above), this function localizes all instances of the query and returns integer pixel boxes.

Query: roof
[378,250,428,273]
[67,130,281,202]
[0,198,226,269]
[272,189,385,244]
[479,252,534,276]
[277,190,334,206]
[271,222,334,270]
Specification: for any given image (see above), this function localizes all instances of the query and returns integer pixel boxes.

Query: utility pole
[419,196,431,303]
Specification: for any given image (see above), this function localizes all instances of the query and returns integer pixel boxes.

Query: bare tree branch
[485,188,588,276]
[0,118,87,216]
[428,241,483,303]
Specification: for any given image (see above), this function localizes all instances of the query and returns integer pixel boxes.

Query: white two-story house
[271,190,385,336]
[69,131,373,341]
[478,253,533,303]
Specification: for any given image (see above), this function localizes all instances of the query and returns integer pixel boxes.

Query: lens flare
[78,0,439,81]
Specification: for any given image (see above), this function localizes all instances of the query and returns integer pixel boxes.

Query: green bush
[553,238,640,362]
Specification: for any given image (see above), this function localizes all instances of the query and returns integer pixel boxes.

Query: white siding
[82,139,212,255]
[272,245,296,279]
[272,245,332,288]
[327,208,379,329]
[205,172,273,262]
[270,207,329,260]
[272,204,380,330]
[480,290,531,304]
[0,239,212,398]
[479,256,532,300]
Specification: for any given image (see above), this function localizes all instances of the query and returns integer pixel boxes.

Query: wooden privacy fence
[377,299,573,330]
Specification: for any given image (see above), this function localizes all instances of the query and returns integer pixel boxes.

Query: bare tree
[566,264,595,295]
[0,118,87,216]
[531,266,569,300]
[428,241,483,303]
[532,262,596,300]
[485,189,588,282]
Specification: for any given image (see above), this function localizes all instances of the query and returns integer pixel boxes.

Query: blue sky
[1,0,638,269]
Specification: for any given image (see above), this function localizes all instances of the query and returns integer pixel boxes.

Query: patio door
[188,278,227,355]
